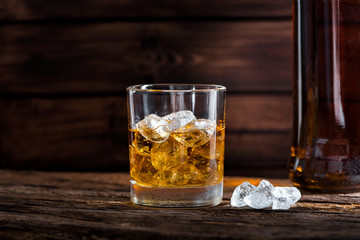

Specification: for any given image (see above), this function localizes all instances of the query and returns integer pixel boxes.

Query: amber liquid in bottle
[289,0,360,192]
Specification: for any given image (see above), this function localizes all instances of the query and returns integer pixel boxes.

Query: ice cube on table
[244,180,275,209]
[230,180,302,210]
[273,187,301,205]
[230,181,256,207]
[272,187,301,210]
[136,114,171,143]
[272,197,291,210]
[163,110,196,131]
[173,119,216,147]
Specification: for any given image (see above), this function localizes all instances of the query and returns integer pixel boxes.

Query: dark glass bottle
[289,0,360,192]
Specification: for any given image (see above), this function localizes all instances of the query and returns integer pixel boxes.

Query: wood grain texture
[0,0,294,175]
[0,97,128,170]
[0,21,292,93]
[0,95,291,177]
[227,94,292,131]
[0,170,359,240]
[0,0,292,21]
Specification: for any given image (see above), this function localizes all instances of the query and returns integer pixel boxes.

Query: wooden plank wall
[0,0,293,178]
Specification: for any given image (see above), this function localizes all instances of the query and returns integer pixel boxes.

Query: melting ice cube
[244,180,275,209]
[163,110,196,131]
[231,179,302,210]
[136,114,171,143]
[272,197,291,210]
[230,181,256,207]
[150,136,188,171]
[272,187,301,210]
[173,119,216,147]
[132,131,153,155]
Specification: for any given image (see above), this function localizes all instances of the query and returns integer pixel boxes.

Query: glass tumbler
[127,84,226,207]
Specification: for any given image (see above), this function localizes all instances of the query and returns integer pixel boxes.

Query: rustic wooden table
[0,170,359,239]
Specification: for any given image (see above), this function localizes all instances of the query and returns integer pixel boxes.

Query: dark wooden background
[0,0,293,178]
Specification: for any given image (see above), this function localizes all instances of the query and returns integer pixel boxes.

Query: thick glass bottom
[130,180,223,207]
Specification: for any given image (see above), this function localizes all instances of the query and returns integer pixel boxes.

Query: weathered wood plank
[0,94,292,134]
[0,95,291,177]
[0,170,358,240]
[0,21,292,93]
[0,97,129,170]
[227,94,292,131]
[225,132,291,178]
[0,0,292,21]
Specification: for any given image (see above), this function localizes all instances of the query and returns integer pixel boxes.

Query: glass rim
[127,84,226,93]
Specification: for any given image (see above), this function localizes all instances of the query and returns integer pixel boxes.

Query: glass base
[130,180,223,207]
